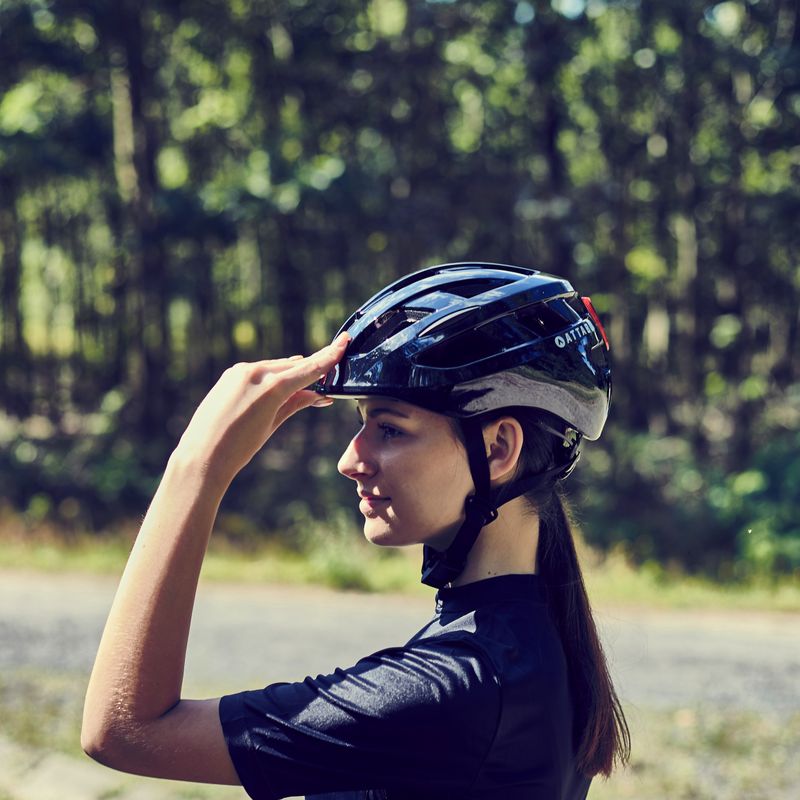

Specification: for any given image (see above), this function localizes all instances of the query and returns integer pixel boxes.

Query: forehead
[355,397,442,423]
[357,396,413,415]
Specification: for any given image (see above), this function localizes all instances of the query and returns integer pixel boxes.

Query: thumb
[274,389,332,428]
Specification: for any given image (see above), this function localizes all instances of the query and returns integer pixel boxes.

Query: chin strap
[420,418,580,589]
[421,418,493,588]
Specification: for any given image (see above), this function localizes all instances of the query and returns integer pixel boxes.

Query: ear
[482,417,524,485]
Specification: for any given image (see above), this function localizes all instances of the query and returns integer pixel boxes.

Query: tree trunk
[0,174,31,416]
[106,2,170,439]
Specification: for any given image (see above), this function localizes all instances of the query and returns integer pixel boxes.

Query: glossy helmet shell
[317,262,611,440]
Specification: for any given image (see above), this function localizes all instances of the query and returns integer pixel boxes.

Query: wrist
[165,446,232,503]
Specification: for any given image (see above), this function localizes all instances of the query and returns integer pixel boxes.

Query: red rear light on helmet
[581,297,610,350]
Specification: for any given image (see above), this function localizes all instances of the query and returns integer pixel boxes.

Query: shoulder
[419,592,566,680]
[303,635,500,721]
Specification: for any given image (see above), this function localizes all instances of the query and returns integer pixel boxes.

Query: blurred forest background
[0,0,798,581]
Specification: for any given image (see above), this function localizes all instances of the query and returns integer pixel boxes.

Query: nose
[337,429,377,481]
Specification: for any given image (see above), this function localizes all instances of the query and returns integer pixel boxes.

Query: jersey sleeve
[219,637,501,800]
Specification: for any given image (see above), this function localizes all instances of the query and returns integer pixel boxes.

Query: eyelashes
[353,413,403,440]
[378,423,402,440]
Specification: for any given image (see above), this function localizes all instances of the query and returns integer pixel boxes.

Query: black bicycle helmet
[317,262,611,588]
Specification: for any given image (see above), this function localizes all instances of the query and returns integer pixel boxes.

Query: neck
[449,497,539,587]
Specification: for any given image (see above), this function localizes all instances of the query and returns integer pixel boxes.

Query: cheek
[390,444,472,527]
[427,453,472,520]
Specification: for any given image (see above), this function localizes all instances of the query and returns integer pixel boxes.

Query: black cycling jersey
[220,574,591,800]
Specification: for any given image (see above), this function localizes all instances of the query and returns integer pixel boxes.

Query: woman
[82,262,629,799]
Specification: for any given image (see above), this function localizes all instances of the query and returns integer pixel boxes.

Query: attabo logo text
[554,320,595,349]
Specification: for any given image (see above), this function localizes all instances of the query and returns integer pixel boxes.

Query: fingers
[260,354,305,372]
[269,333,348,426]
[226,334,348,404]
[277,332,351,393]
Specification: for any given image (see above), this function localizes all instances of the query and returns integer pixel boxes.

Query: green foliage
[0,399,162,531]
[1,0,799,579]
[576,428,800,578]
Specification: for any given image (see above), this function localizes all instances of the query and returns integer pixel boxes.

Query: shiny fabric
[220,574,591,800]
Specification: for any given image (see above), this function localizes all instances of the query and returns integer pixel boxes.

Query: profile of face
[337,398,474,550]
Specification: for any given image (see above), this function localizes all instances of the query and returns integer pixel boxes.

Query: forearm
[83,450,227,745]
[81,338,348,778]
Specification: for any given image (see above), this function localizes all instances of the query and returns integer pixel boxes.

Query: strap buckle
[465,494,498,526]
[420,548,464,588]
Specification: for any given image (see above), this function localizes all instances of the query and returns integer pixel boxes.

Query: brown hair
[470,408,630,777]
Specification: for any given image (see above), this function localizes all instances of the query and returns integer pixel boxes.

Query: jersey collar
[435,573,546,613]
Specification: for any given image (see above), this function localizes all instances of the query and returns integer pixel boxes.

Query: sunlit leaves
[0,81,43,134]
[705,2,746,38]
[741,149,796,194]
[625,247,668,287]
[299,155,346,191]
[0,72,85,135]
[552,0,586,20]
[447,80,483,153]
[653,20,682,54]
[710,315,743,349]
[157,146,190,189]
[368,0,407,37]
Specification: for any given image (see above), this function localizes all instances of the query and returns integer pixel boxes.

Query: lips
[359,494,390,503]
[359,491,389,501]
[358,492,390,515]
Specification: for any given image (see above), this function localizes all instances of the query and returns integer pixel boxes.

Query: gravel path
[3,569,798,713]
[2,568,799,799]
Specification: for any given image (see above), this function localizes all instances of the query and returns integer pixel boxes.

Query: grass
[2,667,798,800]
[1,517,799,612]
[0,522,428,594]
[0,668,86,757]
[581,547,800,613]
[589,706,800,800]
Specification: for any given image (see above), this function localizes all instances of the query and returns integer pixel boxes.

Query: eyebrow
[357,406,411,420]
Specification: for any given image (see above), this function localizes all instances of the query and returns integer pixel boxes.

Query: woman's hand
[175,333,349,488]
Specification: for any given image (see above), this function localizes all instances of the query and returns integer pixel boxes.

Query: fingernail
[335,332,350,345]
[313,398,334,407]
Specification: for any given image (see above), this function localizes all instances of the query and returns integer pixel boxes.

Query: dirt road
[2,569,799,799]
[3,569,798,713]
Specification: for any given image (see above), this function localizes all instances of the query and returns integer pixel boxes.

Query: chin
[363,522,406,547]
[363,518,460,550]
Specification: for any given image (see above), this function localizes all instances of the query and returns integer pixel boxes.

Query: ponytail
[537,490,630,777]
[467,407,630,777]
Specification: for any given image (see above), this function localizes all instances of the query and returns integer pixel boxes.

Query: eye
[379,423,402,440]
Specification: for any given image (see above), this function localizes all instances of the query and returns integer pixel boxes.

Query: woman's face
[337,398,474,549]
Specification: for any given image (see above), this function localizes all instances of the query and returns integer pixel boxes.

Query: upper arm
[83,698,241,786]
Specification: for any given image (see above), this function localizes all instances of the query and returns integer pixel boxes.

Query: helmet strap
[420,420,581,589]
[421,418,495,588]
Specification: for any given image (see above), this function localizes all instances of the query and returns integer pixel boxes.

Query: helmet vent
[358,308,428,351]
[514,303,574,336]
[415,320,519,368]
[444,279,506,299]
[415,302,574,369]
